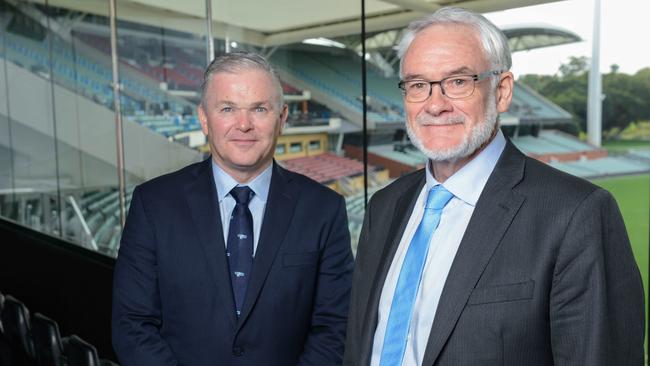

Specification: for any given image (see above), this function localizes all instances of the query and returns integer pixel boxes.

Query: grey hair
[199,51,284,110]
[397,7,511,83]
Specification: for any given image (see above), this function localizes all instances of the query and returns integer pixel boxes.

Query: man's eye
[221,106,233,112]
[409,82,428,90]
[449,78,468,88]
[254,106,268,113]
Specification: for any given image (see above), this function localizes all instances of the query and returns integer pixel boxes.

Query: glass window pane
[113,1,206,257]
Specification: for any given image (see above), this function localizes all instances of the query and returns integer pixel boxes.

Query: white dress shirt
[370,130,506,366]
[211,160,272,255]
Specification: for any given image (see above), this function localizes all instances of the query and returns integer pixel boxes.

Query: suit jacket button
[232,346,244,357]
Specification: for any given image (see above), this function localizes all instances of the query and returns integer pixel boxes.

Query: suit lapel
[359,173,425,366]
[184,159,238,329]
[236,163,298,329]
[421,142,526,365]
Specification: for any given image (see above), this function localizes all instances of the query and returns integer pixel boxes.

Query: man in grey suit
[344,7,644,366]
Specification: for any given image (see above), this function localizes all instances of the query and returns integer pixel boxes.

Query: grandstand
[0,31,194,116]
[549,156,650,179]
[0,186,132,257]
[2,0,645,257]
[1,7,579,151]
[280,152,389,195]
[511,129,608,162]
[345,185,385,252]
[629,149,650,161]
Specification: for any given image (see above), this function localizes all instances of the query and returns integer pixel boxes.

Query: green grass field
[592,174,649,285]
[602,140,650,153]
[591,174,649,359]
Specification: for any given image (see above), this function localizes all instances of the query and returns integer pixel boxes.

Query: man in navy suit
[112,52,354,366]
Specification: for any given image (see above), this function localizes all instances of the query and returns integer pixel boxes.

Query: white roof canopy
[28,0,566,47]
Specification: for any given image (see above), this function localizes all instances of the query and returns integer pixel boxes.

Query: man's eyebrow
[214,100,269,106]
[214,100,236,106]
[402,67,476,81]
[249,101,272,108]
[402,73,427,81]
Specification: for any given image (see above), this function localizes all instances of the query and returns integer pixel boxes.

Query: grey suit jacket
[344,140,644,365]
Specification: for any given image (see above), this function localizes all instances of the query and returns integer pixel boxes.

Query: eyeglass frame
[397,69,505,102]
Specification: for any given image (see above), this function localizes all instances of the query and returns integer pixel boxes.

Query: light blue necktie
[379,185,454,366]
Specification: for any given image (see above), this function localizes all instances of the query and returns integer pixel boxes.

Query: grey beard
[406,94,498,162]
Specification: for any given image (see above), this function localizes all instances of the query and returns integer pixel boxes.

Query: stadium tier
[0,31,196,135]
[280,152,368,184]
[512,130,598,155]
[502,82,572,125]
[629,149,650,161]
[549,156,650,178]
[270,49,403,125]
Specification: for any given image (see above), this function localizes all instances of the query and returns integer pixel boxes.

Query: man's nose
[235,110,253,130]
[423,84,452,116]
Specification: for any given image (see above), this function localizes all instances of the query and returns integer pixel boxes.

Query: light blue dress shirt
[211,160,272,255]
[370,130,507,366]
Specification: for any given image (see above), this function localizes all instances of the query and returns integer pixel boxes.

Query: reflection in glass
[0,1,647,275]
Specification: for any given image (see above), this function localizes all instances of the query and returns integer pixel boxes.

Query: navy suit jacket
[112,159,354,366]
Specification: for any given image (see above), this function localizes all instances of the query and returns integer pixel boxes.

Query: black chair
[0,291,11,365]
[1,295,36,365]
[31,313,66,366]
[0,290,5,335]
[65,335,117,366]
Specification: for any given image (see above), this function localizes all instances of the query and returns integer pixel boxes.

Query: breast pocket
[467,280,535,306]
[282,251,319,268]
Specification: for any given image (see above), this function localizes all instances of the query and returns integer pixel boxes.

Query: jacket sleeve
[549,188,645,365]
[111,187,178,366]
[297,194,354,366]
[343,193,375,366]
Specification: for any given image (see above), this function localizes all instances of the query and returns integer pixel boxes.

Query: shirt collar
[426,128,506,206]
[211,159,273,203]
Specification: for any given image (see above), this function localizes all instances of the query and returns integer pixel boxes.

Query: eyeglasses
[398,70,504,102]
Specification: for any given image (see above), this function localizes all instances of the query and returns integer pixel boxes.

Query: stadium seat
[65,334,117,366]
[31,313,67,366]
[1,295,36,364]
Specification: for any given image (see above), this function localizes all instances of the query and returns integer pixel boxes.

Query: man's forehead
[402,24,486,75]
[206,71,276,97]
[209,69,273,85]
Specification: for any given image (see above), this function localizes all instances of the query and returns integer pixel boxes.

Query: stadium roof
[26,0,566,47]
[502,23,582,52]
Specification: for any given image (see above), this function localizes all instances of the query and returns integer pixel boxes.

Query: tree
[519,57,650,138]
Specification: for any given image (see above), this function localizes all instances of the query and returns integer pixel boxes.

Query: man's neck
[429,128,498,183]
[214,159,273,184]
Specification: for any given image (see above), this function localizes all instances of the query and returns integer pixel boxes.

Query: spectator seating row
[0,291,116,366]
[280,152,369,184]
[77,187,134,257]
[549,156,650,178]
[270,49,403,124]
[75,32,205,90]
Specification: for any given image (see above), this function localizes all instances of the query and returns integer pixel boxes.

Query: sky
[484,0,649,77]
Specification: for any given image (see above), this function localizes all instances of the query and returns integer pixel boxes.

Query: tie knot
[425,185,453,210]
[230,186,253,205]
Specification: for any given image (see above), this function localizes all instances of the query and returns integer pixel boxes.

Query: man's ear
[198,105,209,136]
[496,71,514,114]
[278,104,289,134]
